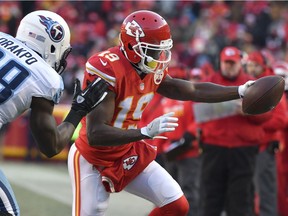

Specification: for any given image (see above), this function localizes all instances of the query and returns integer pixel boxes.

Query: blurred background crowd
[1,1,288,102]
[2,1,288,216]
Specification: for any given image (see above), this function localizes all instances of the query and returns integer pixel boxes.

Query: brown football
[242,75,285,115]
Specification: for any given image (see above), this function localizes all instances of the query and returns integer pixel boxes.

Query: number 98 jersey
[0,32,63,127]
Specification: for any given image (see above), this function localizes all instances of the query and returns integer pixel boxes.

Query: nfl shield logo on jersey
[123,156,138,170]
[154,71,164,84]
[139,82,145,91]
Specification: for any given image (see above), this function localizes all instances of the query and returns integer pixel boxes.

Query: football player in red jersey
[67,10,254,216]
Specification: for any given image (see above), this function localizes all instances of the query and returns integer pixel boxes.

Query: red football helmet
[119,10,173,74]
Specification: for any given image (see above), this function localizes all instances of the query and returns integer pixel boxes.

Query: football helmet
[16,10,71,74]
[119,10,173,74]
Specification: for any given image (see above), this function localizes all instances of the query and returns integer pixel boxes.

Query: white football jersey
[0,32,64,127]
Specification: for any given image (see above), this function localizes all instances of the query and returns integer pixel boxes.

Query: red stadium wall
[1,104,74,161]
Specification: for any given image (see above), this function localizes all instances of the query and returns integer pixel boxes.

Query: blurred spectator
[189,67,210,82]
[161,99,200,216]
[246,50,287,216]
[160,66,202,216]
[274,61,288,91]
[272,61,288,216]
[138,93,165,167]
[196,46,271,216]
[1,1,286,102]
[261,49,276,67]
[0,2,22,36]
[2,1,288,213]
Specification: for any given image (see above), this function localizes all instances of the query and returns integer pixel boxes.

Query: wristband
[63,109,84,128]
[238,86,244,98]
[140,127,151,138]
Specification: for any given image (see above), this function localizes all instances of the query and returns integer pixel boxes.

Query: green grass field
[1,161,154,216]
[11,183,71,216]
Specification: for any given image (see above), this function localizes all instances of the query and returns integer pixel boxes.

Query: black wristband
[63,109,84,128]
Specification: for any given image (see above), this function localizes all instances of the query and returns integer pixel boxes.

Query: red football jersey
[75,46,168,167]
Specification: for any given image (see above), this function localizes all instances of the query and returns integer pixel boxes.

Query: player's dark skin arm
[87,75,241,147]
[157,75,240,102]
[87,90,148,147]
[29,97,76,158]
[86,74,242,147]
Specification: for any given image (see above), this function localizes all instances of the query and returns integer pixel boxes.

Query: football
[242,75,285,115]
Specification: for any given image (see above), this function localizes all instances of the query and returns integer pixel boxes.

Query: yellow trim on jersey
[74,150,81,216]
[86,62,116,87]
[2,146,68,160]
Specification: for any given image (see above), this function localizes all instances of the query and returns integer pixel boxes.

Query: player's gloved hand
[140,112,179,139]
[64,77,109,127]
[238,80,255,98]
[71,78,108,115]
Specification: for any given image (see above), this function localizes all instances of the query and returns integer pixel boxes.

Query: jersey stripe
[86,62,116,87]
[73,150,81,216]
[0,180,18,216]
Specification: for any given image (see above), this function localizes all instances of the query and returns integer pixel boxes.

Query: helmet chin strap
[130,30,169,77]
[137,61,152,74]
[132,62,149,74]
[131,59,164,85]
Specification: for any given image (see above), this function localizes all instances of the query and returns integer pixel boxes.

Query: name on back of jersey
[0,37,38,65]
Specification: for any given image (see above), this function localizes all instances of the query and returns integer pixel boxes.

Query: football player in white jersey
[0,10,108,215]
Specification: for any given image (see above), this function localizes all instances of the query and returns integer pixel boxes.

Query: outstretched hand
[140,112,179,139]
[71,78,108,117]
[238,80,255,98]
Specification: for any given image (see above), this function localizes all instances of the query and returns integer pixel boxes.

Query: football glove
[64,77,108,127]
[238,80,255,98]
[140,112,179,139]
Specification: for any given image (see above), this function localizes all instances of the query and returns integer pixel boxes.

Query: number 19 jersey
[76,46,168,167]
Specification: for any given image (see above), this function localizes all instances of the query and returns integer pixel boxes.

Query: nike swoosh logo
[81,78,101,96]
[81,88,89,96]
[100,58,107,66]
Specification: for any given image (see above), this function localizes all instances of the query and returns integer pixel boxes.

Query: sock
[148,195,189,216]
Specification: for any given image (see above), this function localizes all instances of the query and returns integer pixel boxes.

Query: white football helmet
[16,10,71,74]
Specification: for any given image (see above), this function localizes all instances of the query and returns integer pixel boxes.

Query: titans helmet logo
[38,15,64,42]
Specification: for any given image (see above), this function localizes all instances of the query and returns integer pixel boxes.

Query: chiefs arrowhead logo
[125,20,145,38]
[123,155,138,170]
